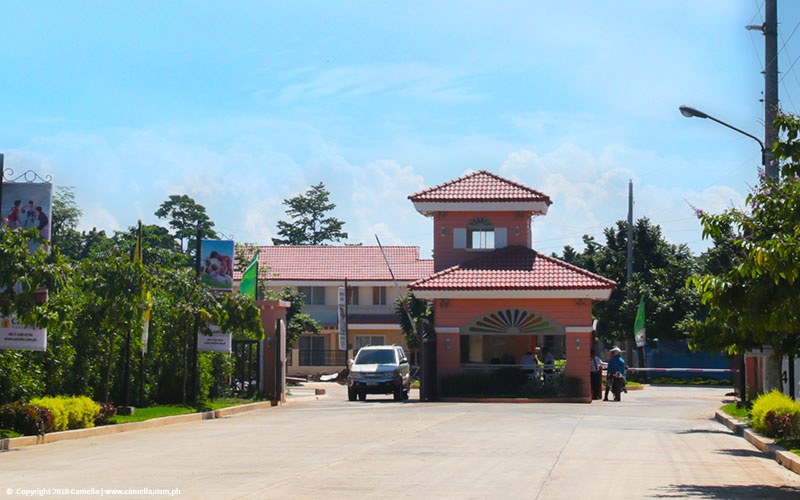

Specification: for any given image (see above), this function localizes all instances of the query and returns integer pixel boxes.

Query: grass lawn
[204,397,259,410]
[108,405,197,424]
[648,376,732,386]
[108,398,259,424]
[720,402,750,419]
[0,429,23,439]
[776,438,800,455]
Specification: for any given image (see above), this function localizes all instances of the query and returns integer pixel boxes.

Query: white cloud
[499,144,747,254]
[269,63,483,105]
[81,203,120,233]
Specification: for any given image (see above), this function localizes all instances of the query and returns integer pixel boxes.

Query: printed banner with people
[200,240,234,292]
[1,181,53,252]
[0,181,53,351]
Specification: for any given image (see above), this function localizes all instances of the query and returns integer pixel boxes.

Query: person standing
[35,206,49,240]
[604,347,626,401]
[590,349,603,400]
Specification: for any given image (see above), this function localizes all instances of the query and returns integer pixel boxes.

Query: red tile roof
[408,246,615,291]
[234,246,434,282]
[408,170,552,204]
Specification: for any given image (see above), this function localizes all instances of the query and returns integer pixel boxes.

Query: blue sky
[3,1,799,257]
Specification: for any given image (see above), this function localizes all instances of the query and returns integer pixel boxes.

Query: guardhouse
[407,171,616,399]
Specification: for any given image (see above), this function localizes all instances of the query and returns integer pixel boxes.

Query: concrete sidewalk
[1,385,798,499]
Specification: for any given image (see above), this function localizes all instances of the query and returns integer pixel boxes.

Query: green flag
[240,252,259,299]
[634,297,646,347]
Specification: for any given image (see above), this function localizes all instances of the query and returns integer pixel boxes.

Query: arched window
[467,217,494,249]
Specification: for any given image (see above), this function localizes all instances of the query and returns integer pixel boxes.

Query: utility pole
[191,224,202,402]
[0,154,5,219]
[764,0,779,178]
[626,180,633,297]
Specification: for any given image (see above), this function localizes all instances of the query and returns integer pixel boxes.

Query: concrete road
[1,385,799,499]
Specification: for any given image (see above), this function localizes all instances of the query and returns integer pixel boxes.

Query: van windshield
[355,349,397,365]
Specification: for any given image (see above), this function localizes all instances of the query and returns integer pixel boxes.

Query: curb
[714,410,800,475]
[440,396,592,403]
[0,400,280,451]
[626,384,647,391]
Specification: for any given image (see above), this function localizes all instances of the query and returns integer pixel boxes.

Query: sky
[3,1,800,258]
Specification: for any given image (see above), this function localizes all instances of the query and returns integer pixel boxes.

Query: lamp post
[679,105,768,175]
[679,104,770,406]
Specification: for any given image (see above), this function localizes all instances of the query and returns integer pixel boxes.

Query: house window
[372,286,387,306]
[298,286,326,305]
[467,217,494,249]
[298,335,326,366]
[347,286,359,305]
[354,335,385,352]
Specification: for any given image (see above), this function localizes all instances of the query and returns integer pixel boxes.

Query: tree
[155,195,217,254]
[272,183,347,245]
[394,293,432,350]
[556,218,697,345]
[0,227,71,402]
[112,224,187,269]
[687,112,800,360]
[51,186,83,259]
[72,248,148,402]
[259,285,320,348]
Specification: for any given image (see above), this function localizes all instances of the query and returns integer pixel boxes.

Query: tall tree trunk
[103,333,115,403]
[181,334,188,404]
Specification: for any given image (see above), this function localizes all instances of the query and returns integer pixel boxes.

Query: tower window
[467,218,494,249]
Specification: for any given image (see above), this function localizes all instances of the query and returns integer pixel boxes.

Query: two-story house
[234,246,433,376]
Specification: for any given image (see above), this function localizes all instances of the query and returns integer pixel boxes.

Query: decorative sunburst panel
[466,309,562,335]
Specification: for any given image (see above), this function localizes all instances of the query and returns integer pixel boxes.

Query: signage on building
[0,314,47,351]
[198,324,232,353]
[200,240,235,292]
[338,286,347,350]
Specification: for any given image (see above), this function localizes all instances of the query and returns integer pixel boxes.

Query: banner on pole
[634,297,646,348]
[0,315,47,351]
[200,240,235,292]
[1,181,53,252]
[338,286,347,351]
[240,252,259,299]
[198,324,232,353]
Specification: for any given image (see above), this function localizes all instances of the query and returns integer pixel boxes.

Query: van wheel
[358,392,367,401]
[348,387,357,401]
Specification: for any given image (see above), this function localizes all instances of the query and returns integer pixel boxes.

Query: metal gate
[232,339,260,397]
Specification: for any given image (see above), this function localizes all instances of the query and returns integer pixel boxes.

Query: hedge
[751,390,800,438]
[29,396,101,432]
[0,402,53,435]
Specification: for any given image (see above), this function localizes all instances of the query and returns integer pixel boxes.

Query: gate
[232,339,260,397]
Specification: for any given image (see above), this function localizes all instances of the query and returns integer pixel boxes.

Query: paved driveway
[1,385,799,499]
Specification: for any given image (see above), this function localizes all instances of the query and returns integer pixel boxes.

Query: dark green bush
[0,402,53,436]
[752,391,800,438]
[95,402,116,424]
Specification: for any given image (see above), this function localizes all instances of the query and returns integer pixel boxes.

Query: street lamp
[678,105,767,169]
[679,105,769,407]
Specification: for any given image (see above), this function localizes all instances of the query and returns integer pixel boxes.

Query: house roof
[234,246,434,282]
[408,170,552,204]
[408,246,616,291]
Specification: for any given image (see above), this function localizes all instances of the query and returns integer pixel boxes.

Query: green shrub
[95,402,116,425]
[751,390,800,438]
[0,429,23,439]
[0,402,53,435]
[30,396,101,431]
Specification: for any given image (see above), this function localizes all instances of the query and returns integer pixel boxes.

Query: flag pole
[375,235,418,340]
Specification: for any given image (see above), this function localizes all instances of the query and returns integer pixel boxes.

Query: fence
[298,349,347,367]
